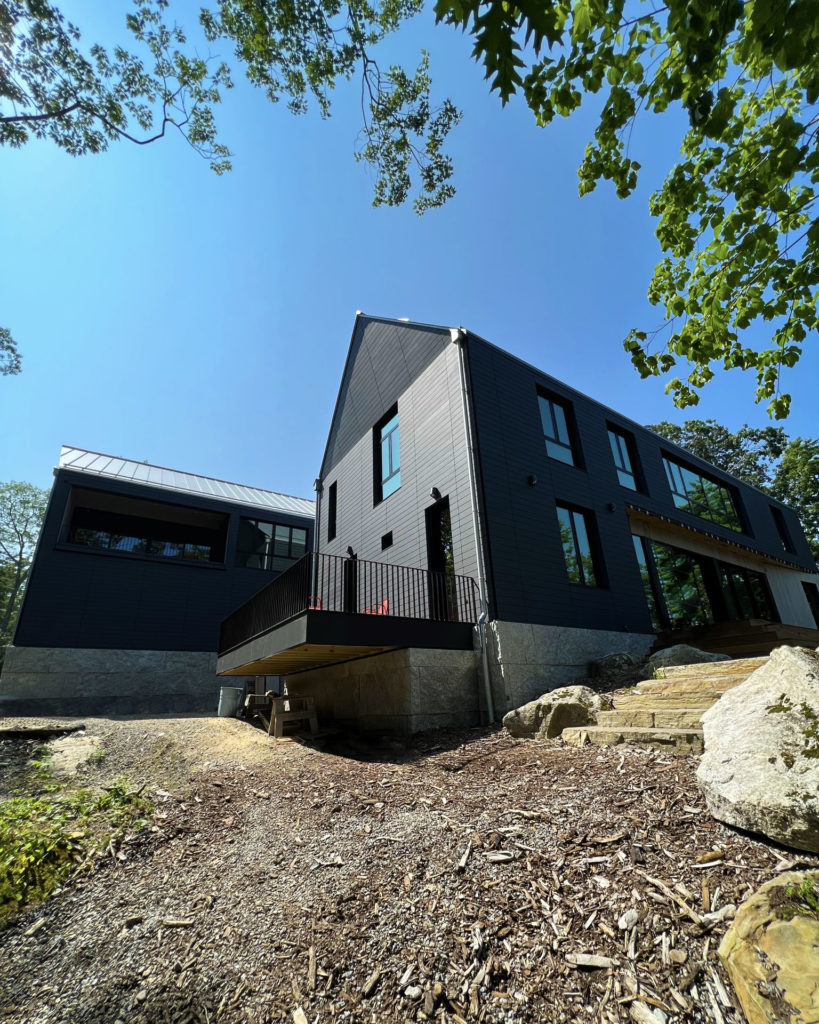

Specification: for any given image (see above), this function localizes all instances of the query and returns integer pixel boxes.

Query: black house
[1,447,314,715]
[218,315,819,732]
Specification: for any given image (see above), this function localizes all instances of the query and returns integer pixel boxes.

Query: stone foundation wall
[284,647,481,734]
[488,621,654,714]
[0,646,227,716]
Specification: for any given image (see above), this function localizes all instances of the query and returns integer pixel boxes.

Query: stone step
[612,691,720,710]
[597,708,705,730]
[654,656,768,680]
[636,676,748,695]
[562,725,704,755]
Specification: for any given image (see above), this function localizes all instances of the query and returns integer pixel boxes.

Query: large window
[538,393,577,466]
[608,427,638,490]
[556,503,601,586]
[718,563,778,621]
[662,456,743,532]
[632,534,779,631]
[237,519,308,571]
[63,488,228,564]
[374,405,400,503]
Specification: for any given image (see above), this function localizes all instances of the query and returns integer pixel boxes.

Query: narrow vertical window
[538,394,576,466]
[607,427,638,490]
[770,505,794,553]
[327,481,337,542]
[373,405,400,503]
[556,503,601,586]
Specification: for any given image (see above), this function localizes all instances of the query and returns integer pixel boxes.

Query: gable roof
[319,313,454,477]
[58,446,315,519]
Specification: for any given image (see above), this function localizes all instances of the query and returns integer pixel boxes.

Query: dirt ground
[1,715,816,1024]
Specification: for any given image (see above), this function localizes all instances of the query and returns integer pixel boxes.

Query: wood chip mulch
[2,721,816,1024]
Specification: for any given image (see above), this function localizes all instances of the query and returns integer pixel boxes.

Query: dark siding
[14,472,314,651]
[322,319,450,475]
[318,318,480,589]
[465,337,816,630]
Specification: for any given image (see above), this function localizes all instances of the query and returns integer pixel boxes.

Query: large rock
[503,686,607,740]
[697,645,819,853]
[644,644,730,677]
[719,871,819,1024]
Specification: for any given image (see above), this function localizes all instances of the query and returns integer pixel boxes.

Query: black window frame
[607,424,640,491]
[555,502,604,587]
[661,454,744,533]
[327,481,337,543]
[537,390,580,467]
[770,505,795,553]
[373,404,401,505]
[802,581,819,628]
[236,518,309,572]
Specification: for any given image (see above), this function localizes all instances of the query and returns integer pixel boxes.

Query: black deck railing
[219,551,479,656]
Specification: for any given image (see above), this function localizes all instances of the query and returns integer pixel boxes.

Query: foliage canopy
[0,481,49,655]
[2,1,817,413]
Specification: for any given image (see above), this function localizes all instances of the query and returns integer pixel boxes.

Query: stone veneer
[284,647,481,734]
[0,646,226,716]
[487,621,654,715]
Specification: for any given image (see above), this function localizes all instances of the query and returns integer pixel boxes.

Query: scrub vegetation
[0,746,152,924]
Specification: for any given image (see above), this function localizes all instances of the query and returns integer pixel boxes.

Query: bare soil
[1,715,816,1024]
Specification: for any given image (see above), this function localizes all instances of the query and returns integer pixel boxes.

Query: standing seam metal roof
[58,446,315,518]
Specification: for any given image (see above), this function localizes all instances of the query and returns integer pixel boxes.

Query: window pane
[545,438,575,465]
[381,436,391,479]
[552,402,570,446]
[390,427,399,473]
[572,510,597,587]
[291,528,307,557]
[383,470,401,498]
[556,505,581,583]
[616,467,635,488]
[274,524,291,557]
[632,535,662,631]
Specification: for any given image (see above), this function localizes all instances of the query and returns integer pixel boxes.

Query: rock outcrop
[697,645,819,853]
[719,870,819,1024]
[502,685,607,740]
[644,644,730,678]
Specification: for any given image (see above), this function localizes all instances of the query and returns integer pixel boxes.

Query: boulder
[644,644,730,677]
[588,652,638,678]
[719,871,819,1024]
[503,686,607,740]
[697,645,819,853]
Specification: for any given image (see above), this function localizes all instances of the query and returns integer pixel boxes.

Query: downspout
[451,327,495,724]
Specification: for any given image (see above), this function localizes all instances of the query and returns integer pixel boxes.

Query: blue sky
[2,4,817,497]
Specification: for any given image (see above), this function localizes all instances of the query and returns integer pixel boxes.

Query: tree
[3,2,817,413]
[649,419,819,560]
[0,481,49,661]
[1,0,232,171]
[0,327,21,375]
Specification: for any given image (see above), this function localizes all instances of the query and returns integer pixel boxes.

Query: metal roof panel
[58,446,315,519]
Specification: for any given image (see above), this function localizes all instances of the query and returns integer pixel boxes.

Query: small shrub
[0,782,153,922]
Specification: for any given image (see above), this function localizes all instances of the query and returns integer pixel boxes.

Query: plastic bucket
[217,686,244,718]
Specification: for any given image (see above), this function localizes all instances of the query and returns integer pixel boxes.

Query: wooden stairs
[562,655,770,755]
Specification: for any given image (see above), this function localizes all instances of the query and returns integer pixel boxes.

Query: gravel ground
[1,715,816,1024]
